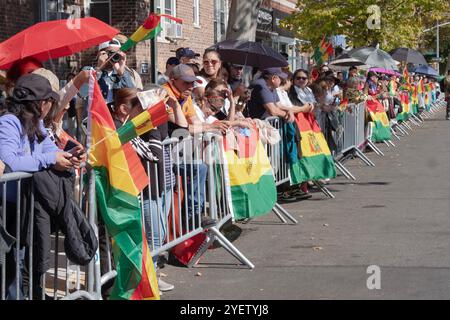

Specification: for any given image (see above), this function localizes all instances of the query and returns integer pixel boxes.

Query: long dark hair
[199,49,223,81]
[1,97,47,144]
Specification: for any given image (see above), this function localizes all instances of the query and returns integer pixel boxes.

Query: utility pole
[150,0,158,83]
[423,20,450,74]
[437,21,440,74]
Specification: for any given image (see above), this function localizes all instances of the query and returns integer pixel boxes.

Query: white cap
[194,76,207,89]
[98,38,121,52]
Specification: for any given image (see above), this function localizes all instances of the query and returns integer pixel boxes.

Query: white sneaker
[158,278,175,292]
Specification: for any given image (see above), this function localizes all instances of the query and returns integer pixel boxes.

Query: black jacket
[31,169,98,274]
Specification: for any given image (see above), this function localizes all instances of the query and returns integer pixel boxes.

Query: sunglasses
[206,96,225,110]
[295,76,308,80]
[203,59,220,66]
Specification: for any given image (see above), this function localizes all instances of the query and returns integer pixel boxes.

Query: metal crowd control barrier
[142,134,254,269]
[334,103,376,174]
[1,172,33,300]
[264,117,300,223]
[266,116,335,202]
[0,169,100,300]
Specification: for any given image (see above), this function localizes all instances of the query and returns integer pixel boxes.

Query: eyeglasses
[203,59,220,66]
[295,77,308,81]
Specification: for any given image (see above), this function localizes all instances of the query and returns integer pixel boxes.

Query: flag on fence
[397,93,410,122]
[411,84,420,114]
[366,99,392,142]
[116,100,168,145]
[87,72,160,300]
[290,112,336,184]
[121,13,183,52]
[388,79,397,97]
[424,85,430,111]
[223,127,276,220]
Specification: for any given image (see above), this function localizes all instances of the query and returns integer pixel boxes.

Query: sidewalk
[162,108,450,300]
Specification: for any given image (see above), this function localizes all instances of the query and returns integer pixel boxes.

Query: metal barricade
[335,102,376,169]
[141,134,254,269]
[0,169,101,300]
[0,172,33,300]
[263,117,298,224]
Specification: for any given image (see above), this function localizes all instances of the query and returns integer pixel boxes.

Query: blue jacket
[0,114,59,173]
[0,114,60,202]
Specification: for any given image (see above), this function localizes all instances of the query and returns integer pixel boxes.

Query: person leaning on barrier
[0,74,85,300]
[112,88,178,293]
[162,64,217,229]
[245,67,295,123]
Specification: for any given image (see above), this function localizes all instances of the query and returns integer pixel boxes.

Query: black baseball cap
[176,48,200,59]
[12,73,59,102]
[262,67,288,79]
[166,57,180,66]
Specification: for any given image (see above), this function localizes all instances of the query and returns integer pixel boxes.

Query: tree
[226,0,262,41]
[281,0,450,52]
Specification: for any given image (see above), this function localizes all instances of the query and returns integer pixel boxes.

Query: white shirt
[194,103,217,124]
[276,88,293,108]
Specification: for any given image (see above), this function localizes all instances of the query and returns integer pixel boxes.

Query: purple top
[0,114,60,173]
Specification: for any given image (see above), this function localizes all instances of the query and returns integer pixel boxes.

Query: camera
[107,51,121,63]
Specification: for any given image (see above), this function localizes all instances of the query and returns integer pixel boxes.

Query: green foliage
[281,0,450,52]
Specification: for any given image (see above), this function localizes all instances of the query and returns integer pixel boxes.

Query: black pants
[446,99,450,117]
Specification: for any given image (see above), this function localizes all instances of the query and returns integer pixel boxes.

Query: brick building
[0,0,228,84]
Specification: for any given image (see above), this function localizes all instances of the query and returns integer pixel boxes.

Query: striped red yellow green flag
[87,72,159,300]
[223,127,276,220]
[290,113,336,184]
[396,92,410,122]
[312,35,333,66]
[121,13,183,52]
[402,67,409,84]
[366,99,391,142]
[116,100,168,145]
[411,84,419,114]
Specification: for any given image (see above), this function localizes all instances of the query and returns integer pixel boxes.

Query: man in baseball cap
[175,47,201,64]
[247,67,295,122]
[162,64,204,126]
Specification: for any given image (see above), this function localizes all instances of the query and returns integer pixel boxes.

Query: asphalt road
[162,106,450,300]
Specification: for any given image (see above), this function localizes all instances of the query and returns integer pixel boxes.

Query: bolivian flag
[121,13,183,52]
[396,92,410,122]
[411,84,419,114]
[116,100,168,145]
[87,73,160,300]
[290,112,336,184]
[366,99,391,142]
[424,84,431,111]
[223,127,276,220]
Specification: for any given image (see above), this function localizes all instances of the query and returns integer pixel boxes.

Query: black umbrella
[207,40,288,69]
[329,52,369,67]
[411,65,439,77]
[389,47,427,65]
[347,46,398,71]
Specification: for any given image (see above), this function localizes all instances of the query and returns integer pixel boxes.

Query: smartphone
[64,140,78,152]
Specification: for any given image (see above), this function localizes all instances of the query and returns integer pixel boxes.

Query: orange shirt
[162,82,197,119]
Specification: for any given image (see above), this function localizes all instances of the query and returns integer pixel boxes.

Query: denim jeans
[143,189,173,266]
[177,162,207,220]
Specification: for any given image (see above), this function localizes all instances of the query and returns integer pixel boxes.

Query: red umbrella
[0,17,119,70]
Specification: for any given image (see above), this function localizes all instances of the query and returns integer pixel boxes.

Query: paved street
[163,107,450,300]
